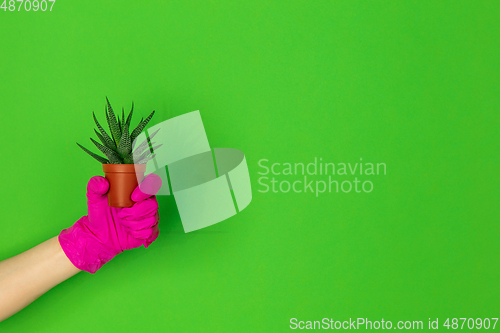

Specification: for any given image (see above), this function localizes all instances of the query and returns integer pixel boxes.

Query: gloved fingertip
[140,173,162,195]
[143,228,159,248]
[132,174,162,202]
[87,176,109,196]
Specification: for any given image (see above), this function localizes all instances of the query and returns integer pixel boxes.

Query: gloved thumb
[87,176,109,204]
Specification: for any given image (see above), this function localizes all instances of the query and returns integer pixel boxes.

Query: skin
[0,236,80,321]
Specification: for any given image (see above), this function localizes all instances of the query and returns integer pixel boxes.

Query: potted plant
[77,97,161,207]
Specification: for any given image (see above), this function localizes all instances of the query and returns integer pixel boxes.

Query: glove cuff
[58,216,118,273]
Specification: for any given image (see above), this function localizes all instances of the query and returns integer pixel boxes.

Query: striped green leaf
[77,143,110,164]
[131,139,153,157]
[125,102,134,128]
[133,149,155,164]
[120,107,125,133]
[117,121,131,159]
[150,143,163,152]
[135,153,156,164]
[91,138,123,164]
[105,97,122,145]
[93,112,116,149]
[94,130,108,149]
[132,128,160,151]
[130,110,155,143]
[128,142,162,163]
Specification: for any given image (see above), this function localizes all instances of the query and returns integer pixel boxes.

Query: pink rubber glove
[59,174,162,273]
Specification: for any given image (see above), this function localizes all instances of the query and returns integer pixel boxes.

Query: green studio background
[1,1,499,332]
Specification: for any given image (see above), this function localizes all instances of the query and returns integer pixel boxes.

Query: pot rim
[102,163,147,173]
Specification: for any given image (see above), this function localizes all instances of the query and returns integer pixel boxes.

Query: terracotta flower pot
[102,164,147,208]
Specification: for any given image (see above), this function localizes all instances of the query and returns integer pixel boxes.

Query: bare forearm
[0,236,80,321]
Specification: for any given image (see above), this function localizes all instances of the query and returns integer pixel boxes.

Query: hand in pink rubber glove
[59,174,162,273]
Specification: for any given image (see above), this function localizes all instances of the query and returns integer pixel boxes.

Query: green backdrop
[1,1,499,331]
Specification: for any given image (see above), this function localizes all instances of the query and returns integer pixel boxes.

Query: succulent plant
[77,97,161,164]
